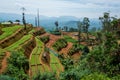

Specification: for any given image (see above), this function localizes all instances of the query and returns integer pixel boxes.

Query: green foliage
[81,73,111,80]
[99,12,112,32]
[112,75,120,80]
[63,35,77,43]
[60,69,80,80]
[59,57,80,80]
[0,75,15,80]
[52,39,67,51]
[4,51,29,80]
[68,44,85,56]
[33,72,56,80]
[58,31,119,80]
[82,17,90,33]
[39,36,49,43]
[84,32,120,76]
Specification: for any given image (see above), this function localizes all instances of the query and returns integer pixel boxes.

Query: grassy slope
[5,34,32,51]
[0,25,22,41]
[30,38,43,65]
[50,53,63,72]
[30,38,44,76]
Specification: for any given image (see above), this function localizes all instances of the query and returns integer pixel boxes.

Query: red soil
[71,52,82,61]
[59,42,73,55]
[0,52,10,74]
[45,34,61,48]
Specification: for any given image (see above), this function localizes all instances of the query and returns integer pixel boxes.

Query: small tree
[55,21,59,31]
[77,21,83,44]
[15,20,20,22]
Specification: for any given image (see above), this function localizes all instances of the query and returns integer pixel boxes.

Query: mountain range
[0,13,101,31]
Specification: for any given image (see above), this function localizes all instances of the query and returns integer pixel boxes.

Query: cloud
[0,0,120,18]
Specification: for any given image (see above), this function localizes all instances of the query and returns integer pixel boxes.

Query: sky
[0,0,120,18]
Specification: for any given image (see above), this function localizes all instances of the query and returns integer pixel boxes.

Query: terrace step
[0,28,26,48]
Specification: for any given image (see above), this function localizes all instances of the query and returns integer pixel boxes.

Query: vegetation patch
[52,39,67,51]
[63,35,77,43]
[39,35,50,44]
[0,25,22,41]
[33,28,45,36]
[68,44,85,56]
[5,34,32,51]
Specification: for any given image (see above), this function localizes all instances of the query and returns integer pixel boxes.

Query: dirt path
[0,52,10,74]
[118,40,120,44]
[59,42,73,55]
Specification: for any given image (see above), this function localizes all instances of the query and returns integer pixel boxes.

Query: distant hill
[0,13,101,31]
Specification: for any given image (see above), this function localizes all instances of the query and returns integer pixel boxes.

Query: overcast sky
[0,0,120,18]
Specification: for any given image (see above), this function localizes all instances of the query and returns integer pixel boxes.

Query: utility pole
[35,17,37,27]
[37,9,40,27]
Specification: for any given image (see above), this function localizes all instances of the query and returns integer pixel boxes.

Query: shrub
[39,36,49,44]
[33,72,56,80]
[68,44,85,56]
[81,73,111,80]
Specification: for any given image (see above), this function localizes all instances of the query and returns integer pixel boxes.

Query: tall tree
[21,7,26,30]
[111,17,118,31]
[99,12,111,32]
[83,17,90,40]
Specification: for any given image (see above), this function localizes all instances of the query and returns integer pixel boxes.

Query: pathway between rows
[59,42,73,55]
[0,52,10,74]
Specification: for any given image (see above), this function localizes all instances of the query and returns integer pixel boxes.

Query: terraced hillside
[0,25,22,41]
[0,25,82,79]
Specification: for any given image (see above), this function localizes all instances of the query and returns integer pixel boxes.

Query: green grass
[31,38,43,55]
[5,34,32,51]
[50,52,63,72]
[28,29,35,34]
[31,55,37,65]
[30,38,44,76]
[63,35,77,43]
[51,64,57,71]
[30,38,43,66]
[38,65,45,73]
[0,25,23,41]
[50,53,59,63]
[0,48,6,53]
[30,55,41,65]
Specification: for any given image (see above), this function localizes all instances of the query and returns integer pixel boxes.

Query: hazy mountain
[0,13,101,31]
